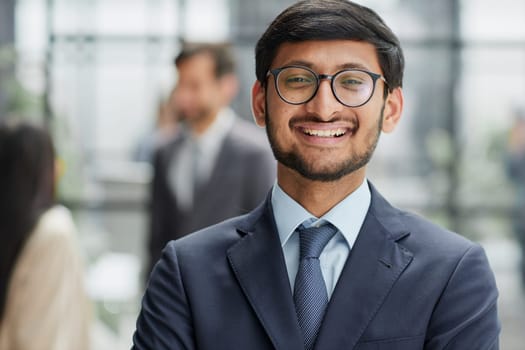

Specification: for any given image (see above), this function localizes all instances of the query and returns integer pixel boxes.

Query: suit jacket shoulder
[370,191,475,257]
[338,184,500,349]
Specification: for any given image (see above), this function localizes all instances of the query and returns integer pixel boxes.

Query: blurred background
[1,0,525,348]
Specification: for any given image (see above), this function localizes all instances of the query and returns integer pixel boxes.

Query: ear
[381,87,404,133]
[251,81,266,127]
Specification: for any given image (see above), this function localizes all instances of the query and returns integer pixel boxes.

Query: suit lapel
[315,185,414,350]
[227,198,304,350]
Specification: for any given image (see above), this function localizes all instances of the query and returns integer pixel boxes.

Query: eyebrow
[280,60,373,72]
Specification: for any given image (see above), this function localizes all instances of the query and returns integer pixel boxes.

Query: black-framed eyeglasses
[266,65,388,108]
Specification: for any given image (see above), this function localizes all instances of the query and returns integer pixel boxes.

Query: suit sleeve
[133,242,196,350]
[425,244,500,349]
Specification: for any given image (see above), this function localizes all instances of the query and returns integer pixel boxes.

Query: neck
[189,110,220,136]
[277,164,366,217]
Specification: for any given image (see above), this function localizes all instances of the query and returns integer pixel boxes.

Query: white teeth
[303,128,346,137]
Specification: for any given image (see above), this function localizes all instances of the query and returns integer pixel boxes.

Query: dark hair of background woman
[0,121,56,320]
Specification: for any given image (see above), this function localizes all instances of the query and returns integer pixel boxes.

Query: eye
[336,71,369,91]
[283,74,315,89]
[341,78,364,86]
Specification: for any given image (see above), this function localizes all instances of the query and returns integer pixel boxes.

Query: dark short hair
[255,0,404,92]
[175,42,236,79]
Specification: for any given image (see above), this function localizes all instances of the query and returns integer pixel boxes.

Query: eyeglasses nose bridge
[317,73,335,83]
[315,73,337,99]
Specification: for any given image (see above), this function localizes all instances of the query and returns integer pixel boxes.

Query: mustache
[288,114,358,127]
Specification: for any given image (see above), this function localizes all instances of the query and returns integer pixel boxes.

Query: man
[147,42,276,273]
[134,1,500,349]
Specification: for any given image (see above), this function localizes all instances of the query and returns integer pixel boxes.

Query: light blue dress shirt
[271,180,371,299]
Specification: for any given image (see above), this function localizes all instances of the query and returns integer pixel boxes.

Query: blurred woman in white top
[0,120,90,350]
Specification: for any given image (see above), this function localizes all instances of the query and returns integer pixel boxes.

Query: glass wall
[4,0,525,348]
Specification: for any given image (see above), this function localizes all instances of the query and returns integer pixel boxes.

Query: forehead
[272,40,381,73]
[177,52,215,77]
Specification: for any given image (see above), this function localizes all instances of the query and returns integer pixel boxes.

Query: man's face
[173,53,222,124]
[252,40,403,183]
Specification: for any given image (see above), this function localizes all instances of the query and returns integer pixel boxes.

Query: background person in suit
[147,42,276,274]
[0,121,90,350]
[134,1,500,349]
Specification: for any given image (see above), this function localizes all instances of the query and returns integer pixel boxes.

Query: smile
[302,128,347,138]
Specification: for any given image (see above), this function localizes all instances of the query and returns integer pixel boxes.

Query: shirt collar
[271,179,371,249]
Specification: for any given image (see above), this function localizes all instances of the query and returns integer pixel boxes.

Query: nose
[304,78,344,120]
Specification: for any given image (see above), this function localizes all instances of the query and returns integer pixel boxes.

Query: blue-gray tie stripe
[293,224,338,350]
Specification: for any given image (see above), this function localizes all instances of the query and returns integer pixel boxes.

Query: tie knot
[297,223,338,259]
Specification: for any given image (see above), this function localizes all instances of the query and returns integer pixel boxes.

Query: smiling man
[132,1,500,349]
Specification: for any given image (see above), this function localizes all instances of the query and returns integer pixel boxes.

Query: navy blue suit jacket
[133,183,500,349]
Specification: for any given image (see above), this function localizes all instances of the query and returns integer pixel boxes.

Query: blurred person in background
[0,121,90,350]
[505,108,525,289]
[147,42,276,274]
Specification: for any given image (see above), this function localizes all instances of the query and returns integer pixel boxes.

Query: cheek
[355,99,385,128]
[207,85,225,105]
[267,106,295,136]
[267,92,298,122]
